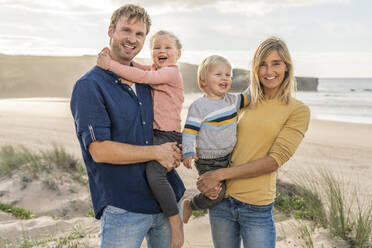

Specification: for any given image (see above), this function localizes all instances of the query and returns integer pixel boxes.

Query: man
[70,4,185,248]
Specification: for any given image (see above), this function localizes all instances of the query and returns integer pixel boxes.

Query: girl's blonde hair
[197,55,232,92]
[149,30,182,50]
[250,37,296,106]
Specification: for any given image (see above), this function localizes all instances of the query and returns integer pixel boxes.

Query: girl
[97,30,184,248]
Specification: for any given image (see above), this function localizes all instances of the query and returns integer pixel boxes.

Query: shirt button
[139,102,142,105]
[145,141,149,144]
[142,121,146,125]
[128,88,132,91]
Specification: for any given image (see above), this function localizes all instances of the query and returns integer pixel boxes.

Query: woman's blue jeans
[209,197,276,248]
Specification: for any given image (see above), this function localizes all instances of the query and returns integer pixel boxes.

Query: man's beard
[110,38,136,63]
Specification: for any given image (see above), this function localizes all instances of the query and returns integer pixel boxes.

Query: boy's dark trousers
[190,153,231,210]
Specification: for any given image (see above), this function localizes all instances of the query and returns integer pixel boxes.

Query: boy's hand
[97,47,111,70]
[182,155,197,169]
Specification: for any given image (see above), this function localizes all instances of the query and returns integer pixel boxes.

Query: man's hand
[97,47,111,70]
[156,142,182,172]
[182,155,198,169]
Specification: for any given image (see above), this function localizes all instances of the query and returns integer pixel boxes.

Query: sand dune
[0,98,370,247]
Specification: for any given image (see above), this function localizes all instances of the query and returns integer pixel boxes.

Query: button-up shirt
[70,65,185,219]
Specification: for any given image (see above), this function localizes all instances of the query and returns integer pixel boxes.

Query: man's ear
[108,26,113,38]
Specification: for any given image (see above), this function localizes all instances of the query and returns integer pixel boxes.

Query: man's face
[108,15,147,65]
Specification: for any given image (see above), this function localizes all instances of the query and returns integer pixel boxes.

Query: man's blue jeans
[100,202,182,248]
[209,197,276,248]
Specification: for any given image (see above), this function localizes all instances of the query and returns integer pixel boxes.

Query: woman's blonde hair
[197,55,232,93]
[149,30,182,50]
[250,37,296,106]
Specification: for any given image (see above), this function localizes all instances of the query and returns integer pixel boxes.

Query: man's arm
[89,140,181,170]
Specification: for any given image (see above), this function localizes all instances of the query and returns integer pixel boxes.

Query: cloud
[0,0,113,14]
[108,0,349,15]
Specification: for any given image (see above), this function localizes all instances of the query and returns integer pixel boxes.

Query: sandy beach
[0,98,371,247]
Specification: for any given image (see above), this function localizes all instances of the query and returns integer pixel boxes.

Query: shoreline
[1,97,372,126]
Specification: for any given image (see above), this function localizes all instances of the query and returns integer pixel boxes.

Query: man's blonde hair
[110,4,151,34]
[197,55,232,92]
[250,37,296,106]
[150,30,182,50]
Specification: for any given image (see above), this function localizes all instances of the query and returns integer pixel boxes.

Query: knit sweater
[182,92,250,159]
[109,60,184,132]
[226,98,310,205]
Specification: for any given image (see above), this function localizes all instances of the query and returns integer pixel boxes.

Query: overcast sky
[1,0,371,77]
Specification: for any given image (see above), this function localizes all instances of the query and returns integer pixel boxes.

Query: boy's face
[201,63,232,100]
[108,15,147,65]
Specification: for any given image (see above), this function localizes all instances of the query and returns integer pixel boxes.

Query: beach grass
[1,225,87,248]
[288,169,372,247]
[0,202,33,219]
[192,209,208,218]
[295,221,315,248]
[275,180,327,226]
[354,203,372,247]
[0,145,87,186]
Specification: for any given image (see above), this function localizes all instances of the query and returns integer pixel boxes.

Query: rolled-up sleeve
[269,103,310,167]
[70,80,111,151]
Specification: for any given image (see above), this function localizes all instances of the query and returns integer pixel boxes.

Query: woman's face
[258,50,288,98]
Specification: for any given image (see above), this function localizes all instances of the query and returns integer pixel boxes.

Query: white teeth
[123,44,135,49]
[266,76,276,80]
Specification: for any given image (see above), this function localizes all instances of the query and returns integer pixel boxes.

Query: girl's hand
[97,47,111,70]
[182,155,198,169]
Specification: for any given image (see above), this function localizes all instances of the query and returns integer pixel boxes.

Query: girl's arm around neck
[110,60,180,85]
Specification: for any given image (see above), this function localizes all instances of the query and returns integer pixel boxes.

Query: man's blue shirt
[70,66,185,219]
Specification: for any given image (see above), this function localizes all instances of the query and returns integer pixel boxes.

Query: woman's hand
[197,169,224,200]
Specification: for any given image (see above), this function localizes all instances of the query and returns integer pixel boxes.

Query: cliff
[0,54,318,98]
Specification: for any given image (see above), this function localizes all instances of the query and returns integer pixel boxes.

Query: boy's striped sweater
[182,91,250,160]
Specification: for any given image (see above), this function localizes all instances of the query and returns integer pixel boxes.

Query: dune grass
[295,221,315,248]
[1,225,87,248]
[287,169,372,247]
[0,202,32,219]
[0,145,87,187]
[275,179,327,227]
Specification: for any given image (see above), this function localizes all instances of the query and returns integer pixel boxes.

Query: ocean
[0,78,371,125]
[296,78,372,124]
[185,78,372,125]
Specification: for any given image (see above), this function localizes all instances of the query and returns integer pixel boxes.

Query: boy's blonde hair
[197,55,232,92]
[150,30,182,50]
[110,4,151,34]
[250,37,296,106]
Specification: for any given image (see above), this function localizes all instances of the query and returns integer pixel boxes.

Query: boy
[182,55,250,223]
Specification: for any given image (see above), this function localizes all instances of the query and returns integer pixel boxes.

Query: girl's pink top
[109,60,184,132]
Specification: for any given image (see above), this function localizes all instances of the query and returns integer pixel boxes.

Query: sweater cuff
[182,152,195,160]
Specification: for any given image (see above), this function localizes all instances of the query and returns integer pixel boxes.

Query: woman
[197,37,310,248]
